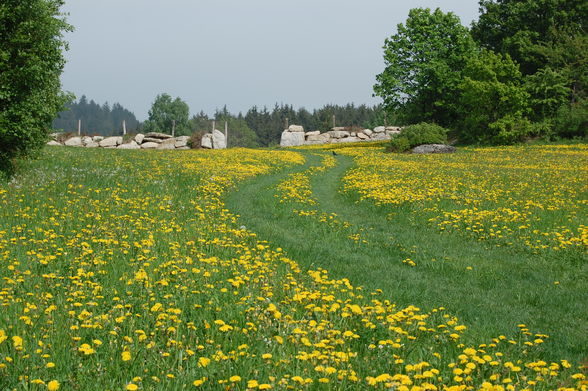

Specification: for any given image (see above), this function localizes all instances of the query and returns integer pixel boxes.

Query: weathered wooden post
[332,114,336,128]
[172,120,175,137]
[285,117,289,130]
[224,121,228,147]
[212,120,216,132]
[77,119,81,136]
[122,120,127,136]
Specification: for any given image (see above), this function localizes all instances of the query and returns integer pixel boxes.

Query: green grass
[226,150,588,363]
[0,146,586,390]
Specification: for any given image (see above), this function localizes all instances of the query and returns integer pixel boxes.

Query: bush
[388,122,449,152]
[553,99,588,139]
[489,114,533,144]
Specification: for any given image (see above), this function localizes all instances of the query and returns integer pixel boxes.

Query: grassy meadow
[0,145,586,390]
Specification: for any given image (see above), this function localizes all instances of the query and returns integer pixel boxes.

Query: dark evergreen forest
[52,95,140,136]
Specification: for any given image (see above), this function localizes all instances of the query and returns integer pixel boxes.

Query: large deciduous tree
[457,50,531,144]
[373,8,476,127]
[144,94,190,136]
[471,0,587,76]
[0,0,72,177]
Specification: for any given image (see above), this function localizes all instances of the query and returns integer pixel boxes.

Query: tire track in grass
[226,149,587,362]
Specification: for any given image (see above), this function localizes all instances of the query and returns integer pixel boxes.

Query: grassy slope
[226,150,588,363]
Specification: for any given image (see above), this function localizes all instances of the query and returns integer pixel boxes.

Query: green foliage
[456,50,531,144]
[388,136,411,153]
[143,93,190,136]
[525,67,570,122]
[374,8,476,127]
[0,0,72,177]
[472,0,588,75]
[388,122,448,152]
[552,99,588,139]
[488,114,533,144]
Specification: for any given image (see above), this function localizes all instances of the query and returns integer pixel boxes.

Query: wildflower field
[1,145,587,390]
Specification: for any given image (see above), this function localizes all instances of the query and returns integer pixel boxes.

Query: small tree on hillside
[144,93,190,136]
[0,0,72,178]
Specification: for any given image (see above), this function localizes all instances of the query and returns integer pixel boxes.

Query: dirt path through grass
[226,150,587,362]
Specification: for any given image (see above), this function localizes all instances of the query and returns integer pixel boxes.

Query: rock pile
[200,129,226,149]
[48,133,191,150]
[280,125,403,147]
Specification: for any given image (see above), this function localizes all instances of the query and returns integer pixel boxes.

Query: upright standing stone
[212,129,226,149]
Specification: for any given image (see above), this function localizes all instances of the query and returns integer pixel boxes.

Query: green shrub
[553,99,588,139]
[388,136,411,152]
[388,122,448,152]
[489,114,533,144]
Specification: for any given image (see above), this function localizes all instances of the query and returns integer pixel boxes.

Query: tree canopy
[374,8,476,127]
[144,93,190,136]
[0,0,71,177]
[374,1,587,144]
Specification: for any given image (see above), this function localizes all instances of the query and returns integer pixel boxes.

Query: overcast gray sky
[61,1,480,120]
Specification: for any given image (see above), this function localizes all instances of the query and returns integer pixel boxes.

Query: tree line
[52,95,140,136]
[54,92,384,148]
[374,0,587,144]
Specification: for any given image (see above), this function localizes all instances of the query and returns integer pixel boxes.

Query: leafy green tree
[0,0,72,177]
[144,93,190,135]
[472,0,587,76]
[525,67,570,122]
[374,8,476,127]
[457,50,531,144]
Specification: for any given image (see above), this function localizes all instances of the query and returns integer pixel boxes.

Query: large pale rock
[412,144,456,154]
[280,130,305,147]
[65,137,83,147]
[339,137,362,143]
[386,130,401,136]
[92,136,104,142]
[306,134,328,142]
[85,141,99,148]
[118,141,140,149]
[357,133,369,140]
[331,127,346,131]
[328,130,350,139]
[386,126,402,132]
[145,132,173,139]
[305,131,320,137]
[140,142,159,149]
[99,136,123,147]
[288,125,304,133]
[174,136,190,148]
[373,126,386,133]
[363,128,373,136]
[47,140,62,146]
[371,133,391,141]
[212,129,226,149]
[157,139,177,149]
[135,133,145,144]
[201,134,213,149]
[81,136,93,146]
[142,137,163,144]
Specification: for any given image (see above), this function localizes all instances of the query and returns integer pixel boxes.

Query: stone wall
[49,132,191,150]
[280,125,402,147]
